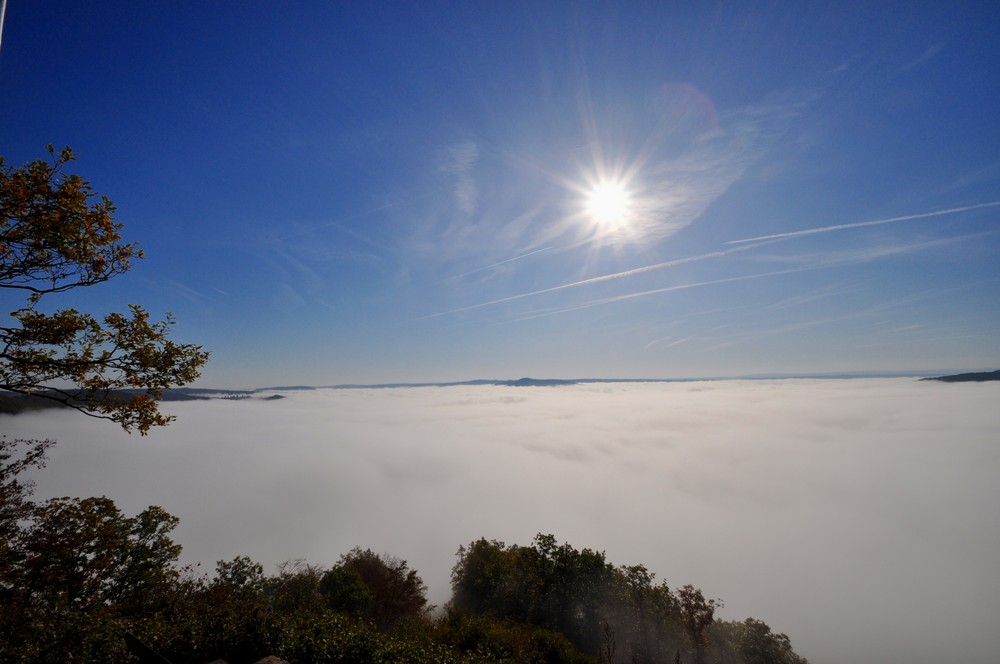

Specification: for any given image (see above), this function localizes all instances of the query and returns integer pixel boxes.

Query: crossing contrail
[508,268,808,322]
[725,201,1000,244]
[452,246,554,279]
[419,241,767,320]
[422,201,999,322]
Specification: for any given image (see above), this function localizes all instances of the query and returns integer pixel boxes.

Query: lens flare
[585,180,632,228]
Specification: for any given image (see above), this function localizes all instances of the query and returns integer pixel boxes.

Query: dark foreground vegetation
[0,437,807,664]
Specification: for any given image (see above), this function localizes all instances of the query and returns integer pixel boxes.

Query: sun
[585,179,632,228]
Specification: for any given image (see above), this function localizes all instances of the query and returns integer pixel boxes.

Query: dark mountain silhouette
[921,369,1000,382]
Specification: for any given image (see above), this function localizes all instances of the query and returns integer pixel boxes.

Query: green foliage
[321,564,376,616]
[678,584,722,664]
[269,559,327,615]
[0,491,183,661]
[0,146,134,294]
[450,534,782,664]
[0,437,54,579]
[704,618,809,664]
[451,535,628,657]
[612,563,684,663]
[1,146,208,434]
[322,547,430,631]
[436,608,597,664]
[214,555,266,598]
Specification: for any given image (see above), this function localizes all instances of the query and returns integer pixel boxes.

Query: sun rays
[584,179,633,229]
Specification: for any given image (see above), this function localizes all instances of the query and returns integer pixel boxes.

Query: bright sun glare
[585,180,632,228]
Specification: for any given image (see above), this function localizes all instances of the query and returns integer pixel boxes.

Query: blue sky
[2,2,998,387]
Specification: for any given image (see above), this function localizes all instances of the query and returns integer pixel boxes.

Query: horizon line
[179,368,999,393]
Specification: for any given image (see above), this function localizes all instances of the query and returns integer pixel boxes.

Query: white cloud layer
[7,379,999,664]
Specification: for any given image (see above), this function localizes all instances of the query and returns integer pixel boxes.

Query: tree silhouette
[678,584,721,664]
[1,146,208,433]
[321,548,429,630]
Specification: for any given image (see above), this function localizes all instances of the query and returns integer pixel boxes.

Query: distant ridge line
[124,370,1000,394]
[920,369,1000,383]
[5,372,996,416]
[257,370,951,391]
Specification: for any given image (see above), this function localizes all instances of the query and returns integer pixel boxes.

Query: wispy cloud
[743,231,1000,271]
[690,281,990,356]
[495,233,992,325]
[624,134,758,243]
[900,41,946,71]
[578,85,822,246]
[444,142,479,215]
[161,279,214,308]
[421,242,769,320]
[725,201,1000,244]
[281,196,428,242]
[449,246,555,280]
[643,335,694,351]
[931,160,1000,198]
[508,268,810,322]
[246,233,329,307]
[273,282,307,310]
[420,85,826,276]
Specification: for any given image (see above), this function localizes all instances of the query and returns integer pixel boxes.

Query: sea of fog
[5,378,999,664]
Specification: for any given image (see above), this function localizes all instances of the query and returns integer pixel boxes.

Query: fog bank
[6,379,999,664]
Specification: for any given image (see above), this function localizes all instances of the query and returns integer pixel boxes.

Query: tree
[1,146,208,434]
[321,547,429,630]
[678,584,721,664]
[615,564,682,664]
[0,436,54,580]
[450,538,527,619]
[212,555,266,599]
[0,489,184,661]
[450,534,618,657]
[319,564,375,617]
[15,496,181,609]
[722,617,808,664]
[268,559,327,615]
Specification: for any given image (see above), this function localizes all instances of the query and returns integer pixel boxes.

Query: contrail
[509,268,807,322]
[452,227,635,282]
[283,194,429,240]
[644,336,695,351]
[452,246,554,279]
[505,232,993,323]
[725,201,1000,244]
[422,203,998,322]
[419,241,767,320]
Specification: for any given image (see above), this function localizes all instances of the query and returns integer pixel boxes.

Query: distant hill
[0,387,247,416]
[6,372,997,417]
[921,370,1000,383]
[0,392,63,415]
[327,377,587,389]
